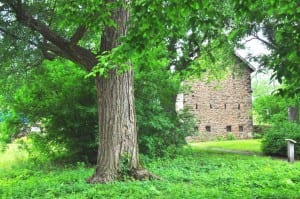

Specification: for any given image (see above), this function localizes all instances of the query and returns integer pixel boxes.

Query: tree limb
[7,1,98,71]
[70,25,86,46]
[252,34,277,49]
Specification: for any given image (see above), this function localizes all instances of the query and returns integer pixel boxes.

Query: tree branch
[10,2,69,50]
[70,25,86,46]
[252,34,277,49]
[8,1,98,71]
[0,24,59,61]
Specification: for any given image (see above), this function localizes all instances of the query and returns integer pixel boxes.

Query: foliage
[252,132,263,139]
[135,69,196,157]
[2,140,300,198]
[0,110,25,146]
[231,0,300,96]
[253,94,297,124]
[118,153,132,180]
[0,58,196,161]
[0,59,98,163]
[251,74,278,99]
[225,133,236,141]
[262,122,300,158]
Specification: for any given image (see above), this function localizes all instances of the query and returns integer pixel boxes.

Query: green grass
[189,139,262,154]
[1,139,300,198]
[0,143,28,169]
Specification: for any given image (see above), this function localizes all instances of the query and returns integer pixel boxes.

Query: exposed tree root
[87,172,116,184]
[87,168,161,184]
[131,168,161,181]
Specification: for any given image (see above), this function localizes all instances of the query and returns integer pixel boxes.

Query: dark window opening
[224,104,227,109]
[192,94,195,97]
[239,125,244,132]
[210,104,212,109]
[226,125,232,132]
[238,104,240,110]
[205,126,211,132]
[195,104,198,109]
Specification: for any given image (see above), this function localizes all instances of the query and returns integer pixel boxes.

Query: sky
[236,36,279,95]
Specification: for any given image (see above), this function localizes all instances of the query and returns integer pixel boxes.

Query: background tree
[231,0,300,122]
[231,1,300,156]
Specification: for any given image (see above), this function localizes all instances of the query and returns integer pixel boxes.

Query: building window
[226,125,232,132]
[239,125,244,132]
[238,104,240,110]
[210,104,212,109]
[195,104,198,109]
[192,94,195,97]
[224,104,227,109]
[205,126,211,132]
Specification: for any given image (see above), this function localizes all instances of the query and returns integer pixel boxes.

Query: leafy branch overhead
[232,0,300,95]
[0,0,238,76]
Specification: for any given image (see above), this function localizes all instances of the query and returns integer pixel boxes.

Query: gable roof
[234,52,256,72]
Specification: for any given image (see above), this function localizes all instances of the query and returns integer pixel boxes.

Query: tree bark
[288,105,299,123]
[87,69,139,183]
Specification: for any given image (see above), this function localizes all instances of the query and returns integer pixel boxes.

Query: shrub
[0,111,25,145]
[261,122,300,158]
[135,70,196,157]
[226,132,236,140]
[253,95,297,124]
[252,133,263,139]
[1,60,98,163]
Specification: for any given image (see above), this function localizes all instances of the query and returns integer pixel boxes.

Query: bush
[135,70,196,157]
[1,60,98,163]
[0,111,26,145]
[261,122,300,158]
[253,95,297,124]
[226,132,236,140]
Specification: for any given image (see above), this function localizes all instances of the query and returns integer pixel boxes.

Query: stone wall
[183,62,253,141]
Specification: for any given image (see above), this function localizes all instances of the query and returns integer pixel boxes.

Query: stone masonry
[178,56,254,141]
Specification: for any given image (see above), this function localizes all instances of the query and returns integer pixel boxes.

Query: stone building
[176,54,254,141]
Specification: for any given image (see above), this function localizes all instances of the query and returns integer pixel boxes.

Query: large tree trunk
[87,2,156,183]
[87,69,139,183]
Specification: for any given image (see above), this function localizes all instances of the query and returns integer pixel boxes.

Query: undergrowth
[1,140,300,198]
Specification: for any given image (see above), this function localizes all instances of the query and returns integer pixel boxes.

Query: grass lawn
[0,143,28,169]
[189,139,262,154]
[1,139,300,198]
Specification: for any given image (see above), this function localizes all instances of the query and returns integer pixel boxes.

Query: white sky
[236,36,279,94]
